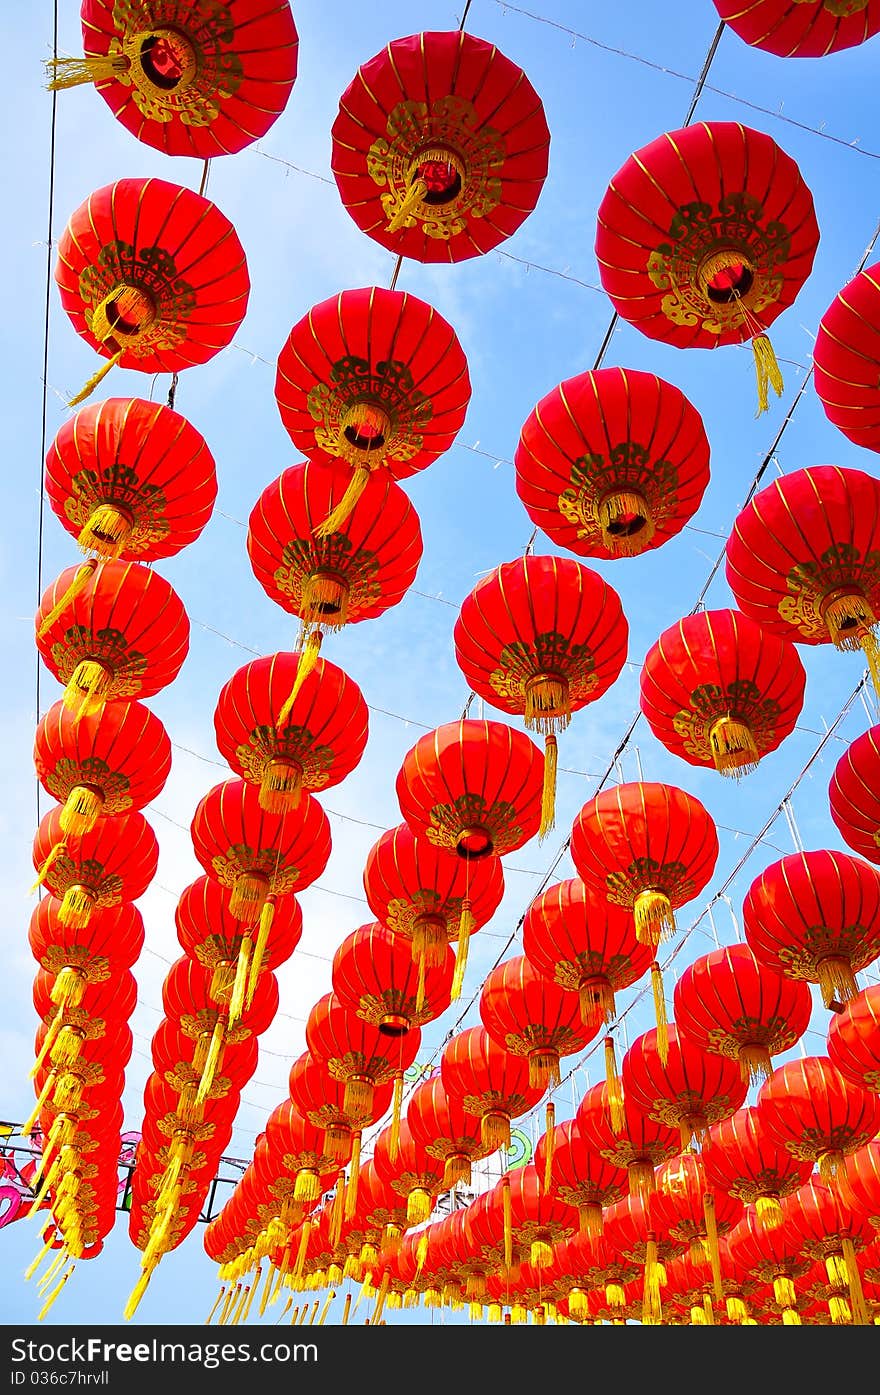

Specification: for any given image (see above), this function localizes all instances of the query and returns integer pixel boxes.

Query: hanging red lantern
[151,1019,258,1103]
[569,780,719,949]
[213,652,368,814]
[396,718,545,862]
[362,821,503,1000]
[575,1078,681,1200]
[595,121,818,413]
[349,1156,412,1253]
[600,1192,688,1325]
[275,287,470,534]
[372,1120,447,1227]
[32,805,159,929]
[514,366,711,561]
[28,897,144,1006]
[709,0,880,56]
[161,955,279,1105]
[782,1177,875,1326]
[701,1105,814,1233]
[175,875,302,1006]
[828,725,880,866]
[439,1024,545,1153]
[288,1050,393,1169]
[405,1073,492,1191]
[725,1208,812,1325]
[533,1116,628,1238]
[492,1164,580,1271]
[742,848,880,1009]
[757,1055,880,1182]
[453,555,628,836]
[673,943,813,1084]
[35,558,190,720]
[813,260,880,452]
[522,876,657,1028]
[34,697,171,839]
[650,1151,744,1304]
[640,609,806,779]
[838,1139,880,1230]
[48,0,298,158]
[190,774,331,942]
[55,177,250,404]
[330,29,549,265]
[827,982,880,1093]
[332,921,455,1033]
[479,954,599,1090]
[259,1100,342,1214]
[550,1231,641,1322]
[726,465,880,693]
[44,397,217,563]
[621,1025,750,1150]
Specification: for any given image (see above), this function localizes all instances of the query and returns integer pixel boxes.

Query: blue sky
[3,0,880,1327]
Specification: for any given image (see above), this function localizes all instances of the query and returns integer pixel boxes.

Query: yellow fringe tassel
[345,1133,361,1220]
[755,1194,783,1230]
[258,756,303,814]
[633,889,675,947]
[451,902,474,1001]
[219,1283,239,1326]
[710,715,760,778]
[415,950,427,1015]
[406,1187,432,1226]
[642,1237,665,1326]
[45,53,126,89]
[538,735,558,842]
[842,1236,870,1326]
[246,900,274,1010]
[37,1264,75,1321]
[816,955,858,1010]
[68,350,124,409]
[58,884,95,930]
[543,1102,555,1191]
[480,1111,511,1152]
[78,503,132,560]
[651,962,669,1066]
[604,1036,626,1135]
[64,660,113,723]
[389,1073,403,1165]
[443,1153,472,1189]
[24,1235,55,1283]
[37,560,98,638]
[276,631,323,727]
[30,842,66,896]
[37,1250,67,1294]
[860,627,880,698]
[228,936,252,1027]
[329,1179,345,1248]
[123,1258,158,1322]
[387,178,428,233]
[196,1020,225,1106]
[59,785,105,838]
[292,1220,311,1284]
[314,467,371,539]
[502,1176,513,1271]
[318,1291,335,1325]
[703,1193,723,1303]
[370,1271,391,1326]
[752,334,784,416]
[205,1286,225,1325]
[21,1073,58,1139]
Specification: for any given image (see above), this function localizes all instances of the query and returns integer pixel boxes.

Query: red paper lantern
[757,1055,880,1181]
[214,652,368,813]
[595,121,819,413]
[288,1050,393,1167]
[828,725,880,866]
[330,29,550,264]
[44,397,217,562]
[32,805,159,929]
[650,1151,744,1295]
[701,1106,814,1230]
[827,982,880,1093]
[396,718,545,861]
[175,875,302,983]
[362,821,503,995]
[28,896,144,995]
[372,1120,446,1226]
[782,1178,875,1325]
[34,697,171,839]
[569,781,719,948]
[838,1139,880,1229]
[35,558,190,719]
[533,1117,628,1237]
[575,1079,681,1200]
[673,943,813,1084]
[479,954,599,1090]
[275,287,470,534]
[726,465,880,693]
[331,921,455,1033]
[742,848,880,1009]
[405,1073,491,1191]
[514,366,711,561]
[55,177,249,403]
[151,1019,258,1099]
[453,555,628,836]
[813,261,880,452]
[440,1025,545,1152]
[51,0,298,159]
[725,1208,812,1324]
[640,609,806,779]
[600,1192,687,1325]
[304,992,420,1144]
[622,1025,749,1150]
[709,0,880,57]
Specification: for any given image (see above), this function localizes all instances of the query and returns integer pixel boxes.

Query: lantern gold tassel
[78,503,132,560]
[58,884,96,930]
[246,900,274,1011]
[24,1234,55,1283]
[407,1187,432,1225]
[703,1193,724,1303]
[752,333,784,416]
[389,1073,403,1165]
[642,1235,665,1326]
[387,178,428,233]
[451,901,474,1001]
[539,734,558,842]
[415,950,427,1015]
[651,962,669,1066]
[123,1257,159,1322]
[68,350,125,409]
[228,936,252,1027]
[65,660,113,722]
[30,842,66,895]
[604,1036,626,1135]
[37,560,98,638]
[292,1220,311,1284]
[543,1102,555,1191]
[344,1134,361,1219]
[842,1236,870,1326]
[633,888,675,946]
[21,1072,58,1139]
[816,955,858,1010]
[859,626,880,698]
[755,1194,783,1230]
[501,1176,513,1271]
[60,785,105,838]
[195,1020,225,1105]
[37,1264,75,1322]
[45,52,129,89]
[205,1285,225,1325]
[329,1178,345,1248]
[277,631,322,727]
[710,715,760,777]
[314,467,371,539]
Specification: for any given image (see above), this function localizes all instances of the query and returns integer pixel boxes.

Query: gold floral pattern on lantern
[557,442,679,549]
[78,240,196,358]
[64,462,170,556]
[672,680,782,764]
[426,792,521,857]
[235,726,335,793]
[44,756,133,812]
[779,544,880,644]
[604,856,696,910]
[489,632,599,713]
[306,354,433,469]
